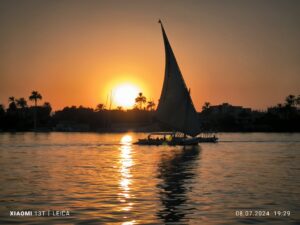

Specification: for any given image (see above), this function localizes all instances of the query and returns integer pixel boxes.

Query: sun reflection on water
[121,135,132,144]
[119,134,134,215]
[122,220,136,225]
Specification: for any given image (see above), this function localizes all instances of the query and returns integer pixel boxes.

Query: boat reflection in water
[119,135,136,225]
[156,146,201,224]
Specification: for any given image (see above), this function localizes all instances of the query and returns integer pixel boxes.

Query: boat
[135,20,218,145]
[136,132,217,145]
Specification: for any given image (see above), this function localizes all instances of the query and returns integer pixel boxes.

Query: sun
[113,84,140,108]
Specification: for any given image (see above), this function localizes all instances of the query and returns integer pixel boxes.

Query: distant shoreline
[1,130,299,134]
[1,95,299,133]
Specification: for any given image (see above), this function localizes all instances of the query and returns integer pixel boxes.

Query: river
[0,132,299,224]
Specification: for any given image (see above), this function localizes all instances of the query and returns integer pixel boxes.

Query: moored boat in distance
[136,20,218,146]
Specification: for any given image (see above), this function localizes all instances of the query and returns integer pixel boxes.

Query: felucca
[136,21,217,145]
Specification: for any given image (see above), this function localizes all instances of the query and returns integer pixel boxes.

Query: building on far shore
[199,103,255,131]
[208,103,251,116]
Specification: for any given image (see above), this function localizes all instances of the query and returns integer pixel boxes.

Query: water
[0,132,299,225]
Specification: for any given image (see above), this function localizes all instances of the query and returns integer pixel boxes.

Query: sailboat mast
[183,88,191,136]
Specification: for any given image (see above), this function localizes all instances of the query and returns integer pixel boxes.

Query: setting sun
[113,84,140,108]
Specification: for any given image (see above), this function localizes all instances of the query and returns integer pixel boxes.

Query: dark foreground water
[0,132,299,225]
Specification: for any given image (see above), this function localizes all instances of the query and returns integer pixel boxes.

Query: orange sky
[0,0,299,111]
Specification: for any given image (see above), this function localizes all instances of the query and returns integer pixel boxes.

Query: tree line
[0,91,52,131]
[0,92,299,132]
[95,92,156,111]
[0,91,156,131]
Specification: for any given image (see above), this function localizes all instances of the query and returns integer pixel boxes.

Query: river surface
[0,132,299,225]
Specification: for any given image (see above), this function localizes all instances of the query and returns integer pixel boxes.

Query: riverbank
[1,102,299,132]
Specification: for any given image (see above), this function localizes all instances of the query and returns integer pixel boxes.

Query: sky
[0,0,299,111]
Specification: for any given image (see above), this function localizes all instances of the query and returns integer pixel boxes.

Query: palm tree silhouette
[16,98,28,109]
[146,100,156,111]
[43,102,52,116]
[29,91,42,107]
[8,96,17,111]
[29,91,42,130]
[96,103,105,111]
[9,96,15,103]
[202,102,211,111]
[0,104,5,115]
[135,92,147,110]
[43,102,51,108]
[285,95,296,107]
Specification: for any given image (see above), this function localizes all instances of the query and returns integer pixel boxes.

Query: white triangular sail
[156,21,201,137]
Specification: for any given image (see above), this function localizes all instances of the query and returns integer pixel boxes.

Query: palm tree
[43,101,52,109]
[135,92,147,110]
[29,91,42,107]
[43,102,52,116]
[202,102,211,111]
[16,98,28,109]
[43,102,51,108]
[285,95,296,107]
[8,96,17,111]
[29,91,42,130]
[95,103,105,111]
[146,101,156,111]
[9,96,15,103]
[0,104,5,115]
[116,106,123,111]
